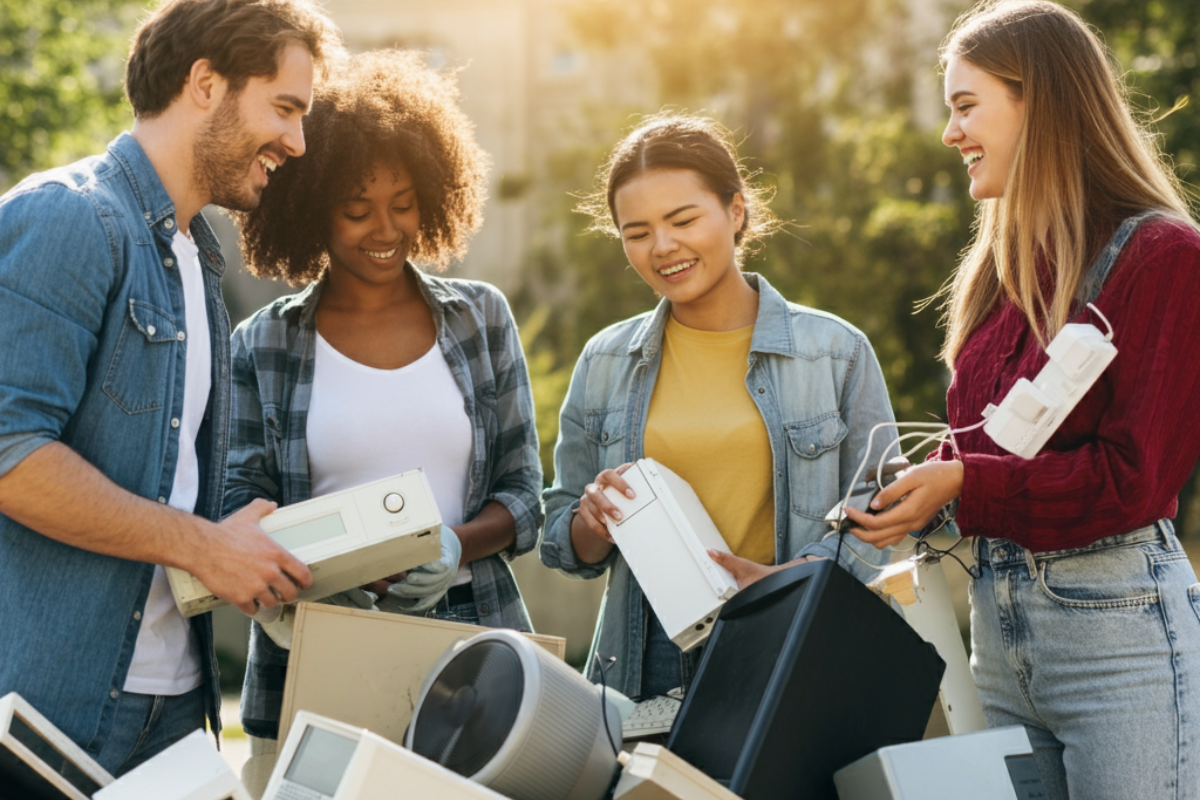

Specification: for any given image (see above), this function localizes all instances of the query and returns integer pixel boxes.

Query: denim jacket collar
[107,132,225,276]
[627,272,800,359]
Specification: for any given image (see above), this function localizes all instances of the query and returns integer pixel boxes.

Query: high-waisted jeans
[971,520,1200,800]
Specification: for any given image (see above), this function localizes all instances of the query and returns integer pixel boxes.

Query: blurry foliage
[514,0,1200,536]
[0,0,140,188]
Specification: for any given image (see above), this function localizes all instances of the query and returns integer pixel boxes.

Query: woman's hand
[844,460,963,549]
[570,463,635,564]
[707,550,825,590]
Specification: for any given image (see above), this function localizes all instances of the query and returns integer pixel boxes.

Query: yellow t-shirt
[644,316,776,565]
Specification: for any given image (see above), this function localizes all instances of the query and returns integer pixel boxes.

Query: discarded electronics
[0,692,114,800]
[168,469,443,617]
[93,729,250,800]
[667,560,945,800]
[263,711,508,800]
[834,725,1047,800]
[614,743,741,800]
[407,629,622,800]
[869,550,987,738]
[602,458,738,652]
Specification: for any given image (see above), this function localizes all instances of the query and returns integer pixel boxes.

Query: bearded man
[0,0,340,775]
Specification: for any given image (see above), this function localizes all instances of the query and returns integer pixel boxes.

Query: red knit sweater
[939,218,1200,552]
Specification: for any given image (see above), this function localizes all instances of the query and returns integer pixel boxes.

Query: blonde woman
[848,3,1200,798]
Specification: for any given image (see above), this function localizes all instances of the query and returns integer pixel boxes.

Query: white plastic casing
[167,469,443,617]
[93,730,249,800]
[265,710,509,800]
[982,323,1116,459]
[602,459,738,652]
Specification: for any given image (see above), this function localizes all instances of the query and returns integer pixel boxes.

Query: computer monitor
[263,710,508,800]
[666,559,945,800]
[0,692,115,800]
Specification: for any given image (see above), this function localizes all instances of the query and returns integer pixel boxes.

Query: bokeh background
[4,0,1198,720]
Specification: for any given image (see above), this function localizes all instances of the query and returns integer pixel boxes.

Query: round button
[109,689,120,700]
[163,257,174,268]
[808,444,816,454]
[177,331,186,341]
[170,418,180,429]
[147,325,156,336]
[383,493,404,513]
[133,610,142,621]
[165,218,175,229]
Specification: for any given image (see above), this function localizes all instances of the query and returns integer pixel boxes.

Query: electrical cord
[594,653,621,757]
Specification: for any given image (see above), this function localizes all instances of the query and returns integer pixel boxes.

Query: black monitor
[666,559,945,800]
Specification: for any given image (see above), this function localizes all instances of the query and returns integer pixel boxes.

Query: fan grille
[410,639,525,776]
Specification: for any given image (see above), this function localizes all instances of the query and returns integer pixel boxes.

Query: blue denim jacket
[0,133,229,750]
[540,274,896,697]
[225,269,542,737]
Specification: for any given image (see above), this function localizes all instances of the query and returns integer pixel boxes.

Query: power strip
[982,321,1116,459]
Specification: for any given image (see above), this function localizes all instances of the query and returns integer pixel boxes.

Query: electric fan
[405,630,621,800]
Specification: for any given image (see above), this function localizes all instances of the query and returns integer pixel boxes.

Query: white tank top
[124,230,207,695]
[307,333,473,582]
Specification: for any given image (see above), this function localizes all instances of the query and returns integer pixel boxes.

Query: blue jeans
[426,583,481,627]
[92,686,206,776]
[970,521,1200,800]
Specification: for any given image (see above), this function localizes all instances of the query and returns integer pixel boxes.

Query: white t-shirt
[307,333,473,582]
[124,231,209,695]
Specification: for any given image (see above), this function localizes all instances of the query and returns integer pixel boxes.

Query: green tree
[0,0,140,188]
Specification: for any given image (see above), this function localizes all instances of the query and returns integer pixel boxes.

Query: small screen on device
[270,514,348,552]
[283,726,357,795]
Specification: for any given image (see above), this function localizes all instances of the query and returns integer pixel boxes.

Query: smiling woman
[224,49,543,771]
[539,114,899,700]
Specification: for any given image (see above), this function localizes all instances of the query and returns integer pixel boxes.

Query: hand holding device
[188,498,313,616]
[381,524,463,614]
[575,464,636,543]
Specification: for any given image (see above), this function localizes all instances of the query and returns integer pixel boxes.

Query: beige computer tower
[278,602,567,746]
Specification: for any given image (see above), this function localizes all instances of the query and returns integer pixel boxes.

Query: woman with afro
[224,49,542,776]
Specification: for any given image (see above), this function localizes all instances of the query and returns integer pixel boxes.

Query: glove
[378,524,462,615]
[252,588,379,650]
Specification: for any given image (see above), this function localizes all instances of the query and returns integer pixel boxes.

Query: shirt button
[163,257,174,268]
[109,689,120,700]
[602,433,609,442]
[133,610,142,621]
[147,325,156,336]
[158,496,167,503]
[808,444,816,454]
[165,218,175,229]
[758,387,766,394]
[478,603,490,615]
[177,331,186,341]
[171,418,180,429]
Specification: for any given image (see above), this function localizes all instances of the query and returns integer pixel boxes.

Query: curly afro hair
[238,49,489,284]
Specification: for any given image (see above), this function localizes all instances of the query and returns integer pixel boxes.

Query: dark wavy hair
[238,49,490,284]
[578,112,780,262]
[125,0,341,119]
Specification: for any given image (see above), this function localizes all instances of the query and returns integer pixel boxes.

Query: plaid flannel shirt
[225,265,542,738]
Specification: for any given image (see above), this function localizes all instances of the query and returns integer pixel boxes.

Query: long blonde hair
[936,0,1193,365]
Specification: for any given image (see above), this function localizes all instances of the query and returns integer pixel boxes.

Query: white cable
[1087,302,1114,340]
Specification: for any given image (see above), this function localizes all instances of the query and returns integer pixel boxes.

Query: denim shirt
[0,133,230,750]
[225,267,542,738]
[540,274,896,697]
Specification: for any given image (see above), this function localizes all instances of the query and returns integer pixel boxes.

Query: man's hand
[185,499,313,616]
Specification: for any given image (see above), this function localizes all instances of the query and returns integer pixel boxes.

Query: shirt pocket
[784,411,848,520]
[584,405,627,468]
[102,299,177,414]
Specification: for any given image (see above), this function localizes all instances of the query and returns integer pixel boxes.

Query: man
[0,0,340,775]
